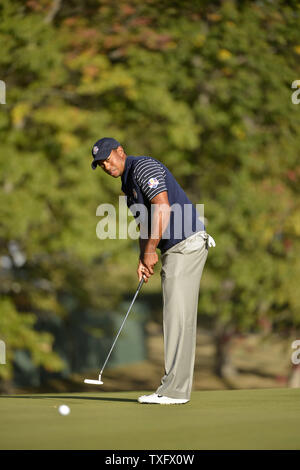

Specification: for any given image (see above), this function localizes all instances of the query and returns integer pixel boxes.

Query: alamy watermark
[291,80,300,104]
[0,80,6,104]
[0,340,6,364]
[96,196,205,240]
[291,340,300,365]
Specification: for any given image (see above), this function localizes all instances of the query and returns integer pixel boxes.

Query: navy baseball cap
[91,137,120,169]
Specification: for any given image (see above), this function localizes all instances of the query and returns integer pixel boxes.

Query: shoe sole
[137,400,189,405]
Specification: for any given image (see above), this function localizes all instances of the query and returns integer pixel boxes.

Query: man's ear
[117,146,125,157]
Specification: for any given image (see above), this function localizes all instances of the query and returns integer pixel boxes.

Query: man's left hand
[141,252,158,275]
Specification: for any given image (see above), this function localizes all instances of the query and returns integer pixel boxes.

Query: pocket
[170,234,206,254]
[182,235,206,254]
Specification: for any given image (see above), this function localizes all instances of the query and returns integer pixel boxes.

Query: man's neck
[121,154,128,175]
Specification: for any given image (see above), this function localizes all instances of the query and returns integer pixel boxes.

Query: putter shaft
[99,277,145,377]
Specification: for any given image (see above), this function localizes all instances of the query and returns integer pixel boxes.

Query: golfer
[91,137,216,405]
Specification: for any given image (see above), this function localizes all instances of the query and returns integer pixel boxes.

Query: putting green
[0,388,299,449]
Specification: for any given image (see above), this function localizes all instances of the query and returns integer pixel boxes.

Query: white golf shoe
[137,393,189,405]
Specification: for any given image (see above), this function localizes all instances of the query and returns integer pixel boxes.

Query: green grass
[0,388,299,449]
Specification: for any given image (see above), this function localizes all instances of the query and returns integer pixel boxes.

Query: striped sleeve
[133,158,168,201]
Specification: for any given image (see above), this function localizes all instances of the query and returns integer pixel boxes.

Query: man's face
[96,146,126,178]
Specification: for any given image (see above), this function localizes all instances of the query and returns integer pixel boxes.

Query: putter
[84,276,145,385]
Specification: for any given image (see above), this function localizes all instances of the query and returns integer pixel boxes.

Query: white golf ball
[58,405,70,416]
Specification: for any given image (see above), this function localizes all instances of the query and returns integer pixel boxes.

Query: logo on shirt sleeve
[147,177,159,189]
[133,188,137,199]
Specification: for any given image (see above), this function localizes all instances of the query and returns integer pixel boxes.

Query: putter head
[84,379,103,385]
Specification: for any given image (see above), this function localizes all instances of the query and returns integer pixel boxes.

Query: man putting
[91,137,216,405]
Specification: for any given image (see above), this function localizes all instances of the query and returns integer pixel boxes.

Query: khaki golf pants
[155,231,209,400]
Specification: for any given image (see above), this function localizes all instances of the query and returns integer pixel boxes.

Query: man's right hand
[137,259,152,283]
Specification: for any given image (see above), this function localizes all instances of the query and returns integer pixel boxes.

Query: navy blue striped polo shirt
[121,155,205,254]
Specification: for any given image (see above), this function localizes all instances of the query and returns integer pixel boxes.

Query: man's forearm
[141,204,171,254]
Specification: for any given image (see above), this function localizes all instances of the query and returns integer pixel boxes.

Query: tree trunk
[214,323,238,387]
[288,364,300,388]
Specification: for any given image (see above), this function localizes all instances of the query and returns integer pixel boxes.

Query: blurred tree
[0,0,299,389]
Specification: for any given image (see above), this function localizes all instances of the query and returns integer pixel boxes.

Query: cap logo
[147,177,159,189]
[92,145,99,156]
